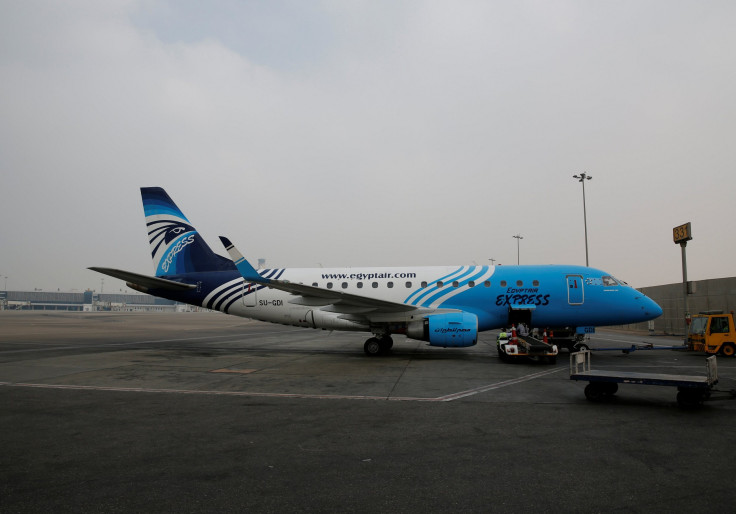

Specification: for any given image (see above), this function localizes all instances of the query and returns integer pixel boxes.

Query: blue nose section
[650,299,663,318]
[639,294,663,320]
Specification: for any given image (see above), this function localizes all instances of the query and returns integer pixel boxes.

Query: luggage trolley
[570,350,721,409]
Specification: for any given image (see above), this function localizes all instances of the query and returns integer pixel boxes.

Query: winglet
[219,236,268,284]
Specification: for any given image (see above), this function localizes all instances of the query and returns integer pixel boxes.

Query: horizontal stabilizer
[88,267,197,291]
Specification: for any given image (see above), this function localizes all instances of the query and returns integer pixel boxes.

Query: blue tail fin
[141,187,236,276]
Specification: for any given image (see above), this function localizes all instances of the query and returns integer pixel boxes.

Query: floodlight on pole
[512,234,523,265]
[573,173,593,266]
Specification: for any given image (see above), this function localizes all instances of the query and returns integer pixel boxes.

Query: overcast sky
[1,0,735,293]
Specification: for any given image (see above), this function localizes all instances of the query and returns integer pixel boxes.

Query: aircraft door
[566,275,584,305]
[508,307,533,327]
[243,281,256,307]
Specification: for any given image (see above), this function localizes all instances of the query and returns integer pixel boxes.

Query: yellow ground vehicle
[688,312,736,357]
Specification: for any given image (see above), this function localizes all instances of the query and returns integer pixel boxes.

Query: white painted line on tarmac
[0,365,567,402]
[0,329,305,355]
[0,381,423,401]
[436,367,567,401]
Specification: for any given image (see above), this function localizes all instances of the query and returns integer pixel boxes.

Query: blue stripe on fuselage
[420,265,490,307]
[405,266,466,306]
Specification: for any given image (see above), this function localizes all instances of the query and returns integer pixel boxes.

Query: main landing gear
[364,335,394,356]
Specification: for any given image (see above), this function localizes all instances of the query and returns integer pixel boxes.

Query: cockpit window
[602,276,619,286]
[613,277,628,286]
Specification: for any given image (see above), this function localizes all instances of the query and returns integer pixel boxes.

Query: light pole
[512,234,523,265]
[673,222,693,339]
[573,173,593,266]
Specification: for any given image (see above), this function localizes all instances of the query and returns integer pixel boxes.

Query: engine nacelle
[406,312,478,347]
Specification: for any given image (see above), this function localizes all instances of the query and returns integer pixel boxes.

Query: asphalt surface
[1,311,735,513]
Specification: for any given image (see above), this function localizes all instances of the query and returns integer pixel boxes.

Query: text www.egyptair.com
[321,272,417,280]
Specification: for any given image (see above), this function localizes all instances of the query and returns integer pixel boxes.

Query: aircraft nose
[638,294,663,320]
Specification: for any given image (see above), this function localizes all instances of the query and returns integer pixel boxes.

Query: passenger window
[342,282,348,289]
[327,282,333,289]
[312,283,318,287]
[421,281,428,287]
[532,280,539,287]
[387,282,394,288]
[437,281,444,287]
[405,282,412,288]
[500,281,507,287]
[484,281,490,287]
[516,280,523,287]
[468,281,475,288]
[452,281,459,287]
[357,282,363,289]
[372,282,378,288]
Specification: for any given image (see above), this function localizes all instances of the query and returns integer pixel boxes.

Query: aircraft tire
[364,338,382,356]
[378,336,393,354]
[574,343,590,352]
[720,343,735,357]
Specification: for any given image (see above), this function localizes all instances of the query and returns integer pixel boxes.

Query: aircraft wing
[219,237,416,313]
[88,267,197,291]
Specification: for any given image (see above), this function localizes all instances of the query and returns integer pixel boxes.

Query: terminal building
[0,290,188,312]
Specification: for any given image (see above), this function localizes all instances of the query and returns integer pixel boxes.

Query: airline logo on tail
[141,187,201,276]
[156,230,195,273]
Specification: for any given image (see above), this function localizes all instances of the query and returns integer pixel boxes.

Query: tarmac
[1,311,735,513]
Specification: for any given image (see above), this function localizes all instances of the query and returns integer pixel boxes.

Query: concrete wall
[622,277,736,335]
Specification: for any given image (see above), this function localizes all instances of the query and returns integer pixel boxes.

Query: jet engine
[406,312,478,347]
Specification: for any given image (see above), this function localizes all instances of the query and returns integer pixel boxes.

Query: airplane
[90,187,663,356]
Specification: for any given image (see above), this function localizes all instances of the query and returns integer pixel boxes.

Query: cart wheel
[602,382,618,395]
[720,343,736,357]
[584,383,606,402]
[677,390,704,409]
[575,343,590,352]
